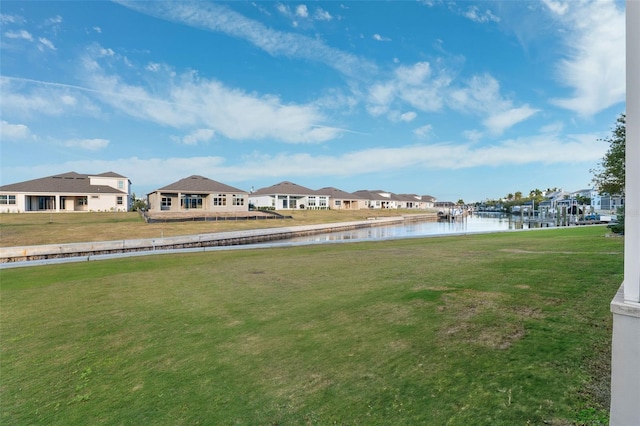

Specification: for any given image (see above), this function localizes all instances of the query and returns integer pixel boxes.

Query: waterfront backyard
[0,226,621,424]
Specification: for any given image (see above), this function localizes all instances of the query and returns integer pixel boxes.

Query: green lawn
[1,226,621,425]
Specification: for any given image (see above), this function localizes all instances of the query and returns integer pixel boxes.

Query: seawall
[1,215,435,264]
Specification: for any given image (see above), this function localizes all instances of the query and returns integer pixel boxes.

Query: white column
[610,1,640,424]
[622,0,640,304]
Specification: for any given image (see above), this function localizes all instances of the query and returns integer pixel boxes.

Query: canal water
[269,214,531,246]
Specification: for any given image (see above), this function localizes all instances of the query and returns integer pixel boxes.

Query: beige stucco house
[317,187,366,210]
[0,171,131,213]
[249,181,331,210]
[147,175,248,213]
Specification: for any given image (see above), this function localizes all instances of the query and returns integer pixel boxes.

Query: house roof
[251,181,321,196]
[316,187,365,200]
[421,195,436,202]
[396,193,422,202]
[92,171,128,178]
[352,190,393,201]
[0,171,127,194]
[154,175,247,194]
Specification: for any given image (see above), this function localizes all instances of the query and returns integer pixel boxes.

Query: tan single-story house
[421,195,436,209]
[147,175,248,213]
[249,181,331,210]
[317,187,366,210]
[352,189,399,209]
[0,171,131,213]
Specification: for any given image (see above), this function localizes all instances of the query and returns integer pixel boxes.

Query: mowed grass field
[0,210,430,247]
[1,226,621,425]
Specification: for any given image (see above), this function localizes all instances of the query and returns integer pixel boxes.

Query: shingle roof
[0,172,127,194]
[92,171,127,178]
[154,175,247,194]
[396,193,422,202]
[352,190,393,201]
[251,181,318,196]
[316,187,365,199]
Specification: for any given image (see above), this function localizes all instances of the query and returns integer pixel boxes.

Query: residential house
[0,171,131,213]
[249,181,330,210]
[317,187,366,210]
[352,190,398,209]
[396,194,426,209]
[592,193,625,212]
[420,195,436,209]
[147,175,248,213]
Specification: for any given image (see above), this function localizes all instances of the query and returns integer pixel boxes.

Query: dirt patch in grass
[437,289,544,350]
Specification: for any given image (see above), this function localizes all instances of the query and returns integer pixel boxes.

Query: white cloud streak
[548,0,625,116]
[4,132,605,190]
[4,29,33,41]
[464,6,500,23]
[63,138,110,151]
[38,37,56,50]
[177,128,215,145]
[78,48,341,143]
[115,0,376,79]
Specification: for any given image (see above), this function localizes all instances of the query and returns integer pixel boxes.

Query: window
[161,197,172,210]
[117,196,123,205]
[318,196,327,208]
[232,195,244,206]
[0,195,16,205]
[307,196,317,207]
[78,197,87,206]
[213,194,227,206]
[38,196,56,210]
[181,195,204,209]
[118,180,124,189]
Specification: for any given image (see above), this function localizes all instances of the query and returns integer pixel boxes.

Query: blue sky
[0,0,625,202]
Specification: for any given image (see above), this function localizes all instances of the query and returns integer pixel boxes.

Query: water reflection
[280,214,530,245]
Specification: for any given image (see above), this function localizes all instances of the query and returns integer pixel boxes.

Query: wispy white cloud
[413,124,433,139]
[367,61,451,116]
[0,13,24,24]
[0,76,99,117]
[314,8,332,21]
[45,15,63,25]
[542,0,569,16]
[462,129,483,142]
[399,111,417,122]
[548,0,625,116]
[38,37,56,50]
[367,64,534,134]
[4,29,33,41]
[77,48,341,143]
[373,33,391,42]
[540,121,564,134]
[464,6,500,23]
[174,128,215,145]
[0,120,31,140]
[115,1,376,79]
[295,5,308,18]
[63,138,109,151]
[482,105,539,135]
[6,131,606,191]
